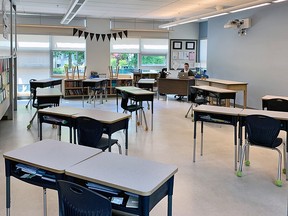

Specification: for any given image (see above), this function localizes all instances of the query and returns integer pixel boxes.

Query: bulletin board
[169,39,197,70]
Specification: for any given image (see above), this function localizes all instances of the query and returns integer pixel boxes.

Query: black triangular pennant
[118,32,122,39]
[112,33,117,40]
[73,28,78,36]
[123,30,128,38]
[90,33,94,40]
[107,34,111,41]
[78,30,83,37]
[84,32,89,39]
[101,34,106,41]
[96,34,100,41]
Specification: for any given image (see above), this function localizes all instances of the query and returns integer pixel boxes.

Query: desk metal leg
[200,121,204,156]
[234,126,237,171]
[125,126,128,155]
[40,122,43,140]
[116,91,119,112]
[151,100,153,131]
[193,119,197,162]
[58,125,61,141]
[6,176,10,216]
[43,188,47,216]
[82,94,84,108]
[168,195,172,216]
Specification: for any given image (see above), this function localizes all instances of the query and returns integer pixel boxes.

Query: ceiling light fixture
[61,0,86,25]
[230,3,271,13]
[159,0,273,29]
[272,0,287,2]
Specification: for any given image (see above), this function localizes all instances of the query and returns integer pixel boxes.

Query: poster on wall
[169,39,197,70]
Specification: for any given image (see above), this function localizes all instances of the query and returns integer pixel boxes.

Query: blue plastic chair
[57,180,112,216]
[236,115,285,187]
[75,116,122,154]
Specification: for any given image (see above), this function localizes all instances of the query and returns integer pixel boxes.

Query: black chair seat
[125,104,143,112]
[249,137,283,148]
[97,138,119,151]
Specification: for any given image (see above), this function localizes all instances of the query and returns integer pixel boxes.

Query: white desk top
[83,78,108,83]
[193,85,236,93]
[262,95,288,101]
[31,78,62,83]
[3,139,102,174]
[65,152,178,196]
[73,109,130,124]
[240,109,288,120]
[39,106,130,123]
[198,78,247,85]
[38,106,82,117]
[37,88,62,97]
[116,86,154,95]
[138,79,156,84]
[194,105,243,116]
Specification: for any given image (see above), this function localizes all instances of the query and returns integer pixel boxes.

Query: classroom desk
[193,105,243,171]
[30,78,62,89]
[192,85,237,107]
[82,78,108,107]
[38,106,130,154]
[196,78,248,108]
[115,86,155,131]
[3,139,102,216]
[65,152,178,216]
[137,78,156,91]
[238,109,288,180]
[157,78,195,101]
[262,95,288,110]
[37,88,62,105]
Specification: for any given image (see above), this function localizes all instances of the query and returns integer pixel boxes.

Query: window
[110,53,138,74]
[51,36,86,76]
[141,55,166,67]
[110,38,168,74]
[52,50,85,75]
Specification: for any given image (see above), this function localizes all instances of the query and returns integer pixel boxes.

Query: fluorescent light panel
[200,13,229,20]
[61,0,86,25]
[272,0,287,2]
[230,3,271,13]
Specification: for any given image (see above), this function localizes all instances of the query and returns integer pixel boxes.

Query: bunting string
[72,28,128,42]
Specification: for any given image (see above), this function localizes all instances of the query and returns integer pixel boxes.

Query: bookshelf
[0,58,12,120]
[63,78,133,98]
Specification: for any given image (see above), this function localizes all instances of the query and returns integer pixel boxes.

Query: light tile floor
[0,96,287,216]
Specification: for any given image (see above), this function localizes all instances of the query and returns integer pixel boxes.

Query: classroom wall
[207,2,288,109]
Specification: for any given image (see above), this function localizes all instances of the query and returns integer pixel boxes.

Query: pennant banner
[123,30,128,38]
[90,33,94,40]
[112,33,117,40]
[78,30,83,38]
[101,34,106,41]
[107,34,111,41]
[118,32,122,39]
[96,34,100,41]
[84,31,89,39]
[73,28,78,36]
[72,28,128,42]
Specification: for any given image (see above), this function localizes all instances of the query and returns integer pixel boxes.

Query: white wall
[207,2,288,109]
[85,18,111,76]
[169,23,199,39]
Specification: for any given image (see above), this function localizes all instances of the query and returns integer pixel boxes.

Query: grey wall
[207,2,288,109]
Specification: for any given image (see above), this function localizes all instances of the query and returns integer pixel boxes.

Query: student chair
[236,115,285,187]
[57,180,112,216]
[121,91,148,132]
[27,88,57,130]
[25,79,37,109]
[75,116,122,154]
[185,86,209,118]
